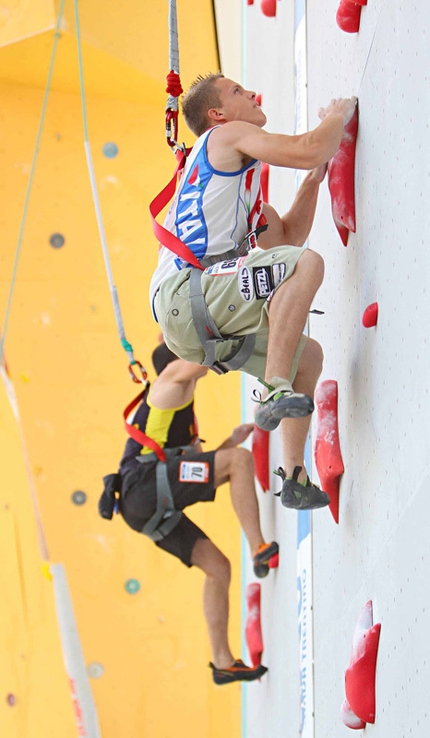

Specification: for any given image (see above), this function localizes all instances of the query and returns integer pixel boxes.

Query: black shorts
[120,451,216,567]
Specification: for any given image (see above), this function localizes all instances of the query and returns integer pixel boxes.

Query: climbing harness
[100,453,184,542]
[99,382,202,541]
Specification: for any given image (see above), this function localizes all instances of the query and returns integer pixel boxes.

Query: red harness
[149,148,204,271]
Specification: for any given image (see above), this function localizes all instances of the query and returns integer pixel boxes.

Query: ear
[208,107,227,123]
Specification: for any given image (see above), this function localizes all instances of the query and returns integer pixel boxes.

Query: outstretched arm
[208,97,357,173]
[149,360,208,410]
[258,164,327,249]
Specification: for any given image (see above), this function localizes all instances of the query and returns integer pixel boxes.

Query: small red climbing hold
[336,0,362,33]
[261,0,277,17]
[362,302,378,328]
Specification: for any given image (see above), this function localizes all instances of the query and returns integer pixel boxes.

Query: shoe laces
[252,377,274,404]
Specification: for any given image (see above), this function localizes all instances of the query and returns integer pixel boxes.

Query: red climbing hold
[344,601,381,725]
[247,0,255,4]
[261,0,277,17]
[252,424,270,493]
[245,583,264,667]
[362,302,378,328]
[314,380,344,523]
[260,163,269,203]
[328,105,359,246]
[336,0,362,33]
[268,553,279,569]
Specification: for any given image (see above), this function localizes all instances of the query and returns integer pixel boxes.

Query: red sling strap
[149,148,204,271]
[123,387,166,462]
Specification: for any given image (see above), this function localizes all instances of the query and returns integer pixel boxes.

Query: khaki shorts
[153,246,307,380]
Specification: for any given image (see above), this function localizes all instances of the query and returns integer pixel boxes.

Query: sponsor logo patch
[238,265,254,302]
[272,263,287,287]
[178,461,210,483]
[252,266,274,299]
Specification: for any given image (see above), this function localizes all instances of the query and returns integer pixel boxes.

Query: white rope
[167,0,180,111]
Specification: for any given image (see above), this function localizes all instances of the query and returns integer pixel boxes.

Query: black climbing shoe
[254,378,314,432]
[209,659,268,685]
[274,466,330,510]
[253,541,279,578]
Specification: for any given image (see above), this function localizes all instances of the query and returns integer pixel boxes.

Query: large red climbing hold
[328,105,359,246]
[314,380,344,523]
[245,583,264,667]
[261,0,277,17]
[344,601,381,726]
[252,424,270,492]
[362,302,378,328]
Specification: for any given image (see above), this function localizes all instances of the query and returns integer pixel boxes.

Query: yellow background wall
[0,1,242,735]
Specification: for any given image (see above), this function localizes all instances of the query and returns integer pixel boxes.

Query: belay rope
[74,0,145,384]
[165,0,183,149]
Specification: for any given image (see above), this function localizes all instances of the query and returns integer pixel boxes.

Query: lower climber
[101,342,278,684]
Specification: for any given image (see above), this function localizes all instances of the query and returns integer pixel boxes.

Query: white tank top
[149,127,263,317]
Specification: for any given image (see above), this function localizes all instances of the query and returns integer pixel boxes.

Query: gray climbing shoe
[274,466,330,510]
[254,378,314,432]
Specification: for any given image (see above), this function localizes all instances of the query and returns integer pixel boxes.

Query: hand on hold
[231,423,255,446]
[318,96,358,126]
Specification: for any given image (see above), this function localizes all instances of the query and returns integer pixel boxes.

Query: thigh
[167,451,217,509]
[203,245,305,337]
[156,514,209,568]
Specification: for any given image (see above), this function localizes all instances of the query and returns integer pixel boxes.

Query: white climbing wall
[237,0,430,736]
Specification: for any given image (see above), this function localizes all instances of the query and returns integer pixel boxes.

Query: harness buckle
[210,362,230,376]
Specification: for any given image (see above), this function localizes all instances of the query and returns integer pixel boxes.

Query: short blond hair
[182,73,224,137]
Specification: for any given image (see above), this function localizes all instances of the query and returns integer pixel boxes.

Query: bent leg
[190,537,234,669]
[264,249,324,383]
[280,336,324,482]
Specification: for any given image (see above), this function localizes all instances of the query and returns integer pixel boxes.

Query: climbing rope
[0,0,67,368]
[165,0,184,149]
[73,0,146,383]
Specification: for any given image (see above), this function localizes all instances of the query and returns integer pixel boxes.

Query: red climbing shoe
[253,541,279,578]
[209,659,268,685]
[275,466,330,510]
[254,378,314,431]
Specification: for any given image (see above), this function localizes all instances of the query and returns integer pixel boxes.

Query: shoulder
[207,122,262,170]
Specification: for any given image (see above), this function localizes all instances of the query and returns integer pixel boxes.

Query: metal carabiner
[128,361,148,384]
